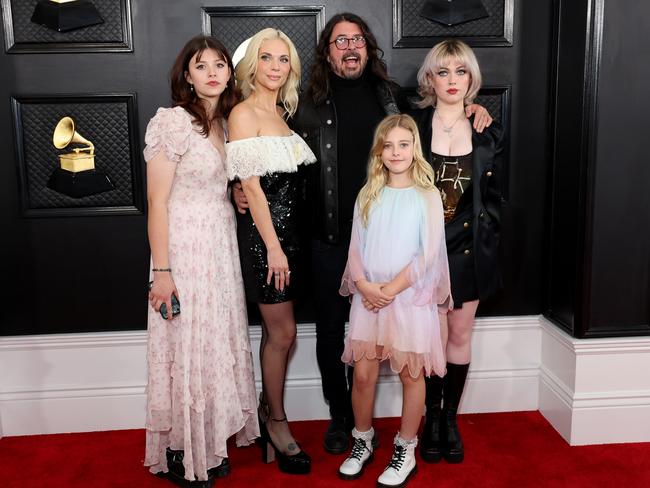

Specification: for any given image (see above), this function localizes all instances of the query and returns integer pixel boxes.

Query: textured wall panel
[202,6,325,88]
[2,0,133,53]
[11,94,143,216]
[393,0,514,47]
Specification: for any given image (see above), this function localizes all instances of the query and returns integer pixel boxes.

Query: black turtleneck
[330,72,386,239]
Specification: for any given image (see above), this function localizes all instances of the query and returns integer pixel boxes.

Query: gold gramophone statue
[54,116,96,171]
[47,116,115,198]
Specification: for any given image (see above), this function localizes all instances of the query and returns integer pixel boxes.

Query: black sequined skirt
[236,171,303,304]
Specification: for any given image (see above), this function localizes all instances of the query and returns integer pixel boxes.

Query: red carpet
[1,412,649,487]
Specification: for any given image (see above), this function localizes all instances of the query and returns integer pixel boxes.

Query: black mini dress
[225,133,316,304]
[431,151,479,306]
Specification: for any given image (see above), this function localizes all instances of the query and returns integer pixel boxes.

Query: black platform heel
[159,448,217,488]
[257,396,311,474]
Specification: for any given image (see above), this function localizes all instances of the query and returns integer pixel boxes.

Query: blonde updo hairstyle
[416,39,482,108]
[235,28,301,118]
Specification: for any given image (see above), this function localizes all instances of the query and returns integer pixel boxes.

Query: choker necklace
[435,110,465,136]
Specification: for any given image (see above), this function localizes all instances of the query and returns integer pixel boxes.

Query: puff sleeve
[143,107,192,163]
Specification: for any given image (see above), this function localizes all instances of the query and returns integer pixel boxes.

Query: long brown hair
[170,35,240,135]
[307,13,395,105]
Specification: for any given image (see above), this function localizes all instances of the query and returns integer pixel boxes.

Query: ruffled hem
[144,257,259,481]
[342,339,446,378]
[144,400,258,481]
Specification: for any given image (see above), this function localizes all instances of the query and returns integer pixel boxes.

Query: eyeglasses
[330,35,366,50]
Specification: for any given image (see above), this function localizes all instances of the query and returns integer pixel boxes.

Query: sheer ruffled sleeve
[339,202,367,297]
[406,189,452,308]
[143,107,192,163]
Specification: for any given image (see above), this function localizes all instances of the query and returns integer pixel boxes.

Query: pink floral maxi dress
[340,187,452,378]
[143,107,258,481]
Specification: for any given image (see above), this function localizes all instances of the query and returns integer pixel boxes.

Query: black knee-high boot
[420,374,443,463]
[441,363,470,463]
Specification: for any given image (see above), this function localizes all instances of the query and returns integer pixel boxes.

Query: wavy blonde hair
[358,114,436,226]
[416,39,482,108]
[235,28,301,118]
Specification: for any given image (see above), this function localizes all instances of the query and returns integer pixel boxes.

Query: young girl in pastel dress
[338,114,451,488]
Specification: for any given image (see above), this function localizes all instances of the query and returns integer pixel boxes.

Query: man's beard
[333,51,367,79]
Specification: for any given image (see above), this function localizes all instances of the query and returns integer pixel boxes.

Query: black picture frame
[11,93,143,217]
[1,0,133,53]
[393,0,514,48]
[201,5,325,88]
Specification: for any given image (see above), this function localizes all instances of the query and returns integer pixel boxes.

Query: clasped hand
[357,280,394,313]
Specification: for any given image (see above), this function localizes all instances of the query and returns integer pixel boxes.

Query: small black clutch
[148,281,181,319]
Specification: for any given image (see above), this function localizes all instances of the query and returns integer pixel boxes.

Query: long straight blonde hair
[357,114,436,226]
[235,28,301,118]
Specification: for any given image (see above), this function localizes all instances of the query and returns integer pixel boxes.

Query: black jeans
[311,238,353,419]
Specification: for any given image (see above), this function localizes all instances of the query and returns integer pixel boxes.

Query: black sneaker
[324,417,350,454]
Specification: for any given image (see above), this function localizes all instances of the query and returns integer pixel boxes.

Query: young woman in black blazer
[410,39,505,464]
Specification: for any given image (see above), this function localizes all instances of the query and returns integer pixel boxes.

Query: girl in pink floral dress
[143,36,258,487]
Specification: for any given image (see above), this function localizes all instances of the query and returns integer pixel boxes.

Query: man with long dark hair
[293,13,491,457]
[293,13,402,455]
[234,12,491,459]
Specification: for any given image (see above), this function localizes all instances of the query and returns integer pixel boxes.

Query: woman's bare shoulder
[228,101,259,140]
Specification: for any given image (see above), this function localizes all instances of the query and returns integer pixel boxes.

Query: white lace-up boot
[376,434,417,488]
[338,427,375,480]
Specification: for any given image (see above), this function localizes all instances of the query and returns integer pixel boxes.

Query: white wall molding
[0,316,541,436]
[538,318,650,445]
[2,316,649,445]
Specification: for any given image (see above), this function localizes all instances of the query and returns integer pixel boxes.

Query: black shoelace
[348,437,368,461]
[387,445,406,469]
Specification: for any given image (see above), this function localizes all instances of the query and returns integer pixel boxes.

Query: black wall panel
[545,0,590,334]
[588,0,650,335]
[1,0,554,336]
[545,0,650,337]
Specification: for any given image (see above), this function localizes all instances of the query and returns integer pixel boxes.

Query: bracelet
[152,268,172,272]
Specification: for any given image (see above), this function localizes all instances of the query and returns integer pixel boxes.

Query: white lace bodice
[225,132,317,181]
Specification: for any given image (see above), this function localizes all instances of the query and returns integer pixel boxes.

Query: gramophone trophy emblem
[31,0,104,33]
[420,0,489,27]
[47,116,115,198]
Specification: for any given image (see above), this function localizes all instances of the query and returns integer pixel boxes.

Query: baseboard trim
[2,315,649,444]
[538,318,650,445]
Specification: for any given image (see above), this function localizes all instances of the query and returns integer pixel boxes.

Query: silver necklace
[435,110,465,136]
